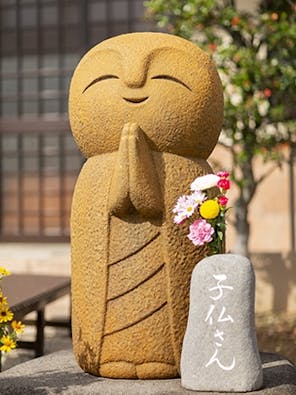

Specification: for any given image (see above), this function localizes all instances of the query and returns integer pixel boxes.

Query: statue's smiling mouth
[123,97,149,104]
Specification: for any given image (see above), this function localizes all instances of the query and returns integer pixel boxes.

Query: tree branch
[256,162,281,185]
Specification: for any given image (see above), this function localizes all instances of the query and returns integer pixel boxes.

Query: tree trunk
[233,197,250,257]
[232,149,257,258]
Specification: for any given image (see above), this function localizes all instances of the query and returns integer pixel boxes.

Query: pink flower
[218,195,228,206]
[217,178,231,190]
[187,219,214,246]
[263,88,272,98]
[173,195,198,224]
[173,213,186,225]
[217,171,229,178]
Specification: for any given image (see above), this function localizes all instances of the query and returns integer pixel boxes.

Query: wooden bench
[1,273,71,370]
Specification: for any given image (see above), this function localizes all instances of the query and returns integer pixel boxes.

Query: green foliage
[145,0,296,253]
[145,0,295,183]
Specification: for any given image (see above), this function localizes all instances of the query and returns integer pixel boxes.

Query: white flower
[190,190,206,205]
[172,194,198,223]
[266,124,277,136]
[257,100,270,116]
[236,120,244,130]
[183,4,192,12]
[249,118,256,130]
[230,92,243,106]
[226,84,243,106]
[190,174,220,191]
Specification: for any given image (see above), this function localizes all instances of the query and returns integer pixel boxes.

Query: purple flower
[187,219,214,246]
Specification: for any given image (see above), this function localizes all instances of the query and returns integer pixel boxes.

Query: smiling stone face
[69,32,223,159]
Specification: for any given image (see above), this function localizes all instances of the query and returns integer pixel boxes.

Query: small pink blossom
[187,219,214,246]
[217,171,229,178]
[173,213,186,225]
[218,195,228,206]
[173,195,198,224]
[217,178,231,190]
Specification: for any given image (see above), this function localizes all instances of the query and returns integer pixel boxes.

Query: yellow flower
[0,267,10,277]
[200,199,220,219]
[0,306,14,323]
[11,320,25,334]
[0,293,8,306]
[0,335,16,353]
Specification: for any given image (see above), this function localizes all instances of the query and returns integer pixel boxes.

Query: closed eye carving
[151,75,192,92]
[82,74,119,93]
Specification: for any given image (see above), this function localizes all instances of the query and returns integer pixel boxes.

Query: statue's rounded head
[69,32,223,159]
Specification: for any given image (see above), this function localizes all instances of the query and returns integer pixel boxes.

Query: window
[0,0,152,240]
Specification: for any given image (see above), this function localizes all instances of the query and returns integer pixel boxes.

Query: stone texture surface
[0,350,295,395]
[69,32,224,378]
[181,254,263,392]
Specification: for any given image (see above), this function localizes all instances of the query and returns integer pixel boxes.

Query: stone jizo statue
[69,32,223,379]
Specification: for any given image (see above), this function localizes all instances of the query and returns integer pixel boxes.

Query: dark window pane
[65,155,82,171]
[110,21,130,36]
[64,3,80,24]
[23,77,38,93]
[1,57,17,73]
[22,30,38,52]
[23,100,38,115]
[2,78,18,94]
[2,157,18,172]
[1,7,16,29]
[63,53,80,69]
[41,3,58,26]
[89,25,108,46]
[42,54,59,69]
[110,0,128,21]
[21,5,37,28]
[43,99,59,114]
[43,76,59,91]
[88,2,106,22]
[1,101,17,117]
[23,135,38,151]
[132,0,145,18]
[42,29,58,51]
[22,55,38,71]
[1,0,16,5]
[1,136,18,152]
[23,156,39,172]
[64,27,81,50]
[1,32,17,54]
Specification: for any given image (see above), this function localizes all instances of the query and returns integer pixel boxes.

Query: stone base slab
[0,350,295,394]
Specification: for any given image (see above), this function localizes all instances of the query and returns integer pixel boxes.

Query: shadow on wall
[252,252,296,313]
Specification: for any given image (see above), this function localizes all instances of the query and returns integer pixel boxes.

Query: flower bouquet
[173,172,231,255]
[0,267,25,365]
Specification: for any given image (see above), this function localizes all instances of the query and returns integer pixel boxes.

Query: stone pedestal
[0,350,295,394]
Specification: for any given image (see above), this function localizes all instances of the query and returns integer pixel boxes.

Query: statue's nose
[123,60,147,88]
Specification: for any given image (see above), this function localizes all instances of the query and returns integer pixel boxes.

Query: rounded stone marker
[181,254,263,392]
